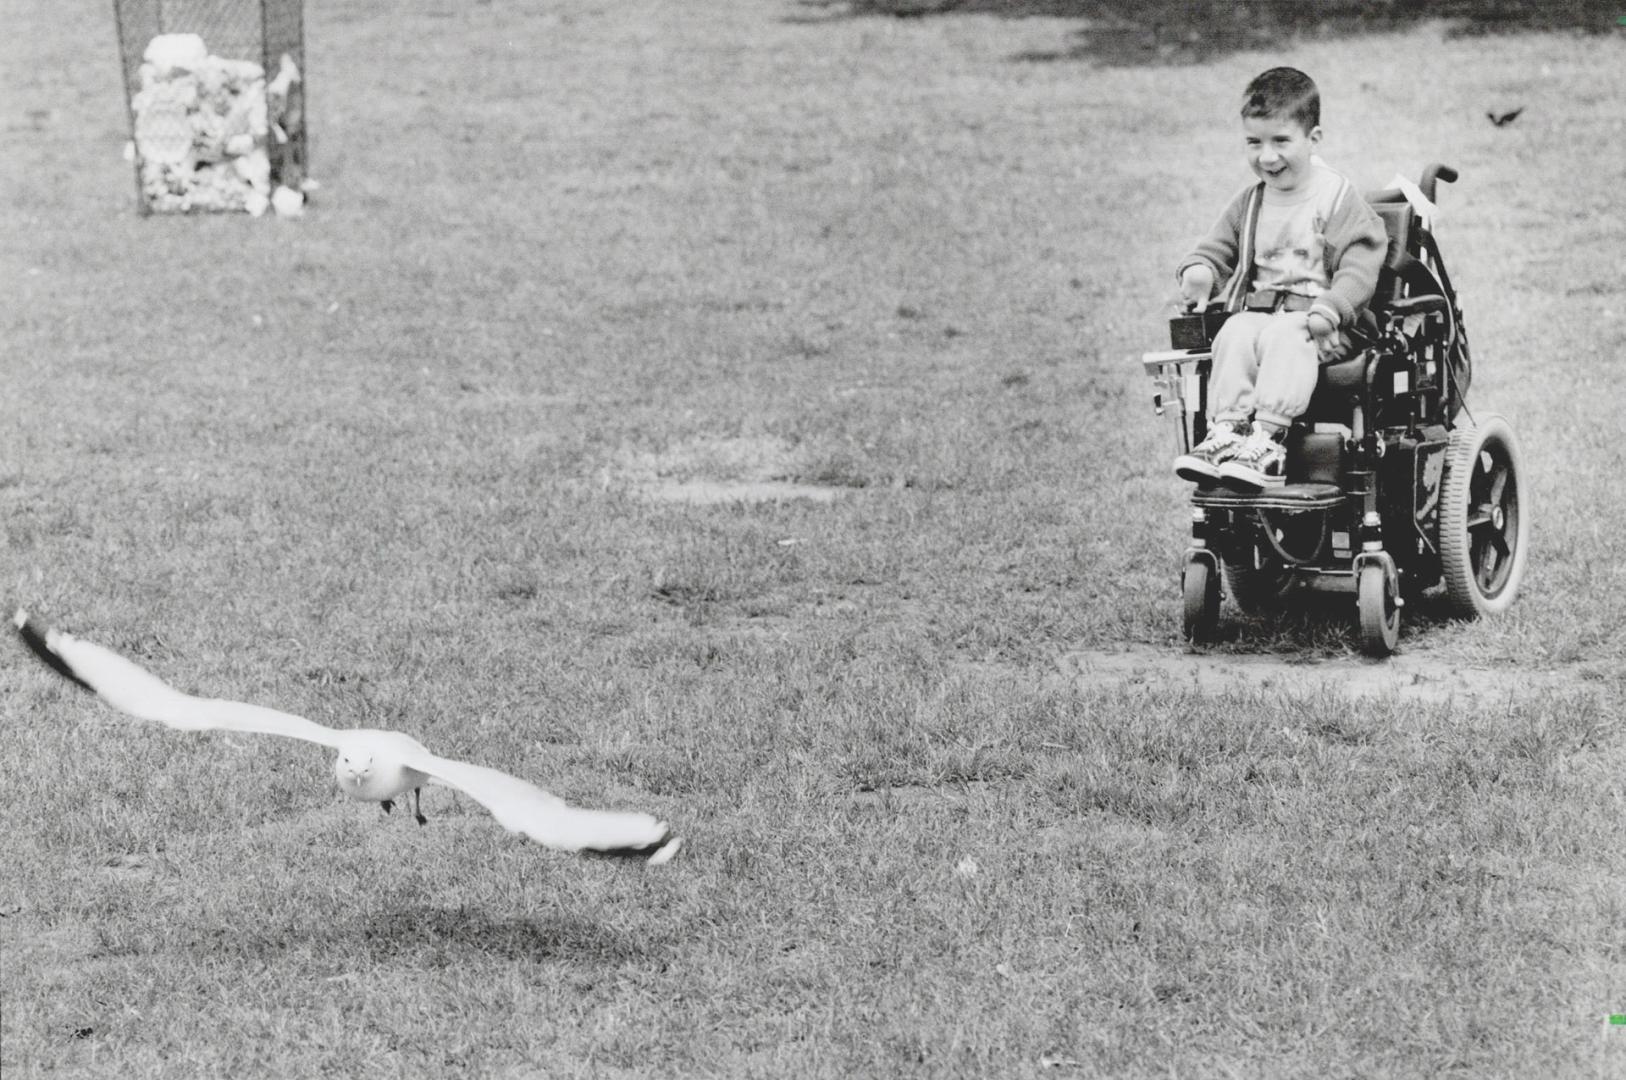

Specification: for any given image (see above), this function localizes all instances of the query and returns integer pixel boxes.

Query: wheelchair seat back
[1365,192,1416,275]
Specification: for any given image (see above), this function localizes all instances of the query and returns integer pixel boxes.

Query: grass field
[3,1,1623,1076]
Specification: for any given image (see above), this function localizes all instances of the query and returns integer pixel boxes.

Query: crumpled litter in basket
[130,33,303,216]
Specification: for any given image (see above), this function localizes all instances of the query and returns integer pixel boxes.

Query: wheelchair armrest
[1319,353,1369,393]
[1383,294,1448,318]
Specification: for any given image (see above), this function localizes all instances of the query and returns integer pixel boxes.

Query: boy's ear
[1307,124,1324,146]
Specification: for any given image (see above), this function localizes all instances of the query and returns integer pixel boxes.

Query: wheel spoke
[1488,467,1509,508]
[1465,506,1493,529]
[1473,524,1514,589]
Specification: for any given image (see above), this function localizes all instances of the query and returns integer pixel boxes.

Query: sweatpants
[1208,311,1319,432]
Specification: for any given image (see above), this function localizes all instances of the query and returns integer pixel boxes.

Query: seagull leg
[380,799,394,815]
[412,787,428,827]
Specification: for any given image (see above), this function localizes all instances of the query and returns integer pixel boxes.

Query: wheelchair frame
[1144,164,1529,655]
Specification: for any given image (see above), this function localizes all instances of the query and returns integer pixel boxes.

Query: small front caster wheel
[1182,555,1221,644]
[1357,562,1400,657]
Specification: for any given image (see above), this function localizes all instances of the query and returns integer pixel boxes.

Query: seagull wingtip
[647,835,684,866]
[14,611,95,693]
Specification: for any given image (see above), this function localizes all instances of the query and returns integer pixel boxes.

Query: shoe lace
[1233,434,1282,465]
[1196,425,1242,453]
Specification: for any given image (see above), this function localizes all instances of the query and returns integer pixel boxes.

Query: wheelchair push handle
[1420,163,1458,203]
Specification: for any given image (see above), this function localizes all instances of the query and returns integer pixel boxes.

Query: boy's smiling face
[1243,114,1321,193]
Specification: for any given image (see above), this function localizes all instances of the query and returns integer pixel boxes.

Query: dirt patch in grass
[647,478,846,504]
[1052,644,1621,707]
[616,434,852,504]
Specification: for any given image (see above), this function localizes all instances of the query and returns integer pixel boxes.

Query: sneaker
[1217,428,1288,489]
[1173,421,1249,483]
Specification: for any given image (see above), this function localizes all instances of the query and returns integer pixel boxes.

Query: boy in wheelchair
[1171,67,1387,490]
[1144,70,1528,655]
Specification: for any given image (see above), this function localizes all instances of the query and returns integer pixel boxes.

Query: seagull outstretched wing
[13,610,682,862]
[13,611,342,746]
[401,747,677,856]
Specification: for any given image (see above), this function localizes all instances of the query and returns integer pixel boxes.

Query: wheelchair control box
[1168,310,1230,351]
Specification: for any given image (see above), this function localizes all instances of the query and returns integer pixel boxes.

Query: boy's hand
[1179,265,1215,312]
[1306,311,1342,360]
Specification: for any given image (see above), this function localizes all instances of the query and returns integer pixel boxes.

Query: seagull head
[335,750,372,788]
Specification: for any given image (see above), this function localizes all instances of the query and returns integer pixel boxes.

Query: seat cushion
[1192,483,1343,512]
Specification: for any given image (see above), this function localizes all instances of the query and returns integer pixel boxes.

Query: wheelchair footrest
[1192,483,1344,512]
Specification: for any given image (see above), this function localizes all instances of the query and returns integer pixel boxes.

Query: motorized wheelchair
[1142,164,1529,656]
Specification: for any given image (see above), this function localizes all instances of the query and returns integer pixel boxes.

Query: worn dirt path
[1053,644,1621,708]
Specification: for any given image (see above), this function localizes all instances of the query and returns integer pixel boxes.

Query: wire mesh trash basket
[113,0,307,215]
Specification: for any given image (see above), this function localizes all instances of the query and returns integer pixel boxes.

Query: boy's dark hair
[1241,67,1320,132]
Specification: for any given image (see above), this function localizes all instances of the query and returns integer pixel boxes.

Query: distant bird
[1487,107,1524,127]
[12,610,682,864]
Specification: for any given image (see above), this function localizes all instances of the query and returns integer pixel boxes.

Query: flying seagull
[1487,107,1524,127]
[12,610,682,864]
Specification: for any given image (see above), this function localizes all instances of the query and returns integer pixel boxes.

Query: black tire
[1183,556,1220,644]
[1440,414,1529,618]
[1357,562,1400,657]
[1223,561,1294,614]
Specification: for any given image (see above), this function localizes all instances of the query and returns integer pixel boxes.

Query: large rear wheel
[1440,415,1529,618]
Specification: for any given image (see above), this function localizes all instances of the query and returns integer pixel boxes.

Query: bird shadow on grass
[789,0,1620,65]
[189,906,666,967]
[355,906,664,965]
